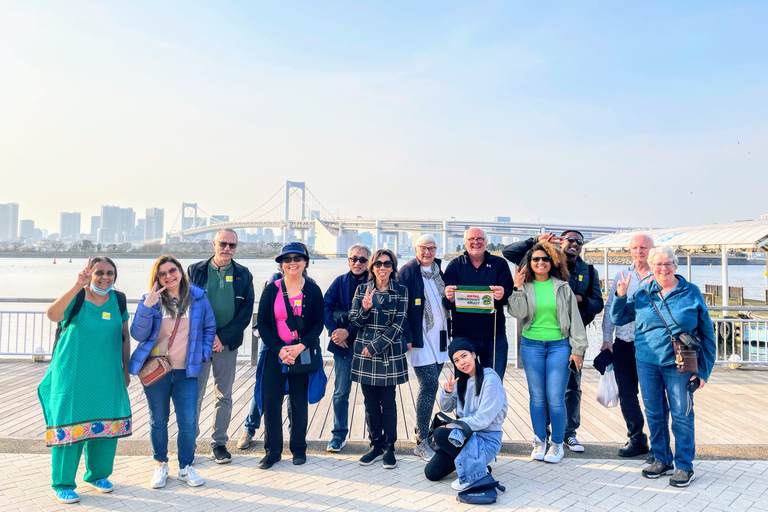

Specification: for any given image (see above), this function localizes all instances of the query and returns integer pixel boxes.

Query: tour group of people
[38,227,716,504]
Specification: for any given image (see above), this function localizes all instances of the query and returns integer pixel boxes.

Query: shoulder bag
[642,287,699,374]
[281,279,322,374]
[138,316,181,386]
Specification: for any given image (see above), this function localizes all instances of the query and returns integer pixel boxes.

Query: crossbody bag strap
[279,278,303,340]
[642,287,676,346]
[657,293,686,331]
[165,317,181,356]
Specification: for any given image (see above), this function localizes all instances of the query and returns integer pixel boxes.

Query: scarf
[420,262,446,331]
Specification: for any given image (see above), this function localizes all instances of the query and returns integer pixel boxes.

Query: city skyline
[1,2,766,231]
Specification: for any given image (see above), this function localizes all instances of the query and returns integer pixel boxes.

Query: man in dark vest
[188,228,254,464]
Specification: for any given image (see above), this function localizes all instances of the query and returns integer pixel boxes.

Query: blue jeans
[520,337,571,444]
[243,397,261,435]
[144,369,198,468]
[331,352,353,442]
[452,334,508,380]
[636,360,694,471]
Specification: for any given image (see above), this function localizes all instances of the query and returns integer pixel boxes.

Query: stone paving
[1,452,767,512]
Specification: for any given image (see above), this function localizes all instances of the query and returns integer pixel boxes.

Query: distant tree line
[0,239,299,257]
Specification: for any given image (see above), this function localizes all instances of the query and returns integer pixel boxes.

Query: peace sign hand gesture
[362,285,375,311]
[443,374,460,393]
[143,282,167,308]
[76,257,93,288]
[615,272,632,298]
[514,264,526,289]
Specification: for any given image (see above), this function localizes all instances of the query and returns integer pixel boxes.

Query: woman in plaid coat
[349,248,409,469]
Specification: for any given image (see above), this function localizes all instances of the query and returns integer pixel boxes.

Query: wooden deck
[2,360,767,446]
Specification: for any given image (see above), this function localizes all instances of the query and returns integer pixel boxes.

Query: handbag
[280,279,321,374]
[138,317,181,386]
[642,288,699,374]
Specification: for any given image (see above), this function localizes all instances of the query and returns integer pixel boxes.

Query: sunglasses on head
[373,260,394,268]
[531,256,552,263]
[349,256,369,264]
[565,237,584,246]
[217,242,237,249]
[281,255,305,263]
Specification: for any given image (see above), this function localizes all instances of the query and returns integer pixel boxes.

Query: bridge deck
[2,361,766,446]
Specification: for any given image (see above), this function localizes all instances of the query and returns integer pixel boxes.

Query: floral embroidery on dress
[46,417,132,447]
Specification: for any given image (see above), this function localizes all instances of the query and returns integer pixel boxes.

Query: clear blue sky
[1,0,765,233]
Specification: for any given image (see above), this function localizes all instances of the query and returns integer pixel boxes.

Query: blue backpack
[457,473,506,505]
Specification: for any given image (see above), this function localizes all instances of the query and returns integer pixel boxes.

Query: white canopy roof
[583,219,768,251]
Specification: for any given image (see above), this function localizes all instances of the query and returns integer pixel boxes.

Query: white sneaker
[178,465,204,487]
[150,463,169,489]
[544,442,564,463]
[451,478,473,491]
[531,435,547,461]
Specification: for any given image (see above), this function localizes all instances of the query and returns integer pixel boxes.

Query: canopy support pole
[603,249,609,293]
[722,245,729,317]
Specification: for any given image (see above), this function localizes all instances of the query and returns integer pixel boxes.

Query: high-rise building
[90,216,101,237]
[145,208,164,240]
[119,208,135,241]
[60,212,82,241]
[20,220,35,242]
[100,206,120,243]
[0,203,19,241]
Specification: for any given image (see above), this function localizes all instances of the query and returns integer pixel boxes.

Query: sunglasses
[564,237,584,246]
[372,260,394,268]
[217,242,237,249]
[349,256,369,264]
[93,270,115,277]
[281,255,305,263]
[157,267,180,279]
[530,256,552,263]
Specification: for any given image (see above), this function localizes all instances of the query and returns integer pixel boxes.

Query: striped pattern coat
[349,280,410,387]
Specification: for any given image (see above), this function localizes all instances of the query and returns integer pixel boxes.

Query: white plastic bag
[596,366,619,408]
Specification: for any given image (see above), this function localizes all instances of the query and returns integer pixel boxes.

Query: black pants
[262,349,308,457]
[424,427,467,481]
[361,384,397,448]
[613,338,648,444]
[545,369,581,439]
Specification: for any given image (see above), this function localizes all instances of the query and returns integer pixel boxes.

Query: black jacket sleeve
[502,237,536,265]
[299,283,325,350]
[257,284,284,354]
[579,265,605,318]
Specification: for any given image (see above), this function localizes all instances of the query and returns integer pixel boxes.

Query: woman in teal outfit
[39,257,132,504]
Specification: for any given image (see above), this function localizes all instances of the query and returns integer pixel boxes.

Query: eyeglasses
[281,255,305,263]
[564,237,584,246]
[653,262,675,269]
[157,267,179,279]
[217,241,237,249]
[531,256,551,263]
[417,246,437,253]
[93,270,115,277]
[465,238,486,243]
[373,260,394,268]
[349,256,369,264]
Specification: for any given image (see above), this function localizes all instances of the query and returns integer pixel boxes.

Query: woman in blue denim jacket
[611,246,716,488]
[129,255,215,490]
[424,339,508,491]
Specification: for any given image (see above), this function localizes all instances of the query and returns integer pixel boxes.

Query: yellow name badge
[102,312,111,320]
[579,275,583,281]
[415,298,421,305]
[226,275,233,282]
[294,300,302,306]
[150,347,160,356]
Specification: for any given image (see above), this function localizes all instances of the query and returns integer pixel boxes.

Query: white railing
[2,300,765,366]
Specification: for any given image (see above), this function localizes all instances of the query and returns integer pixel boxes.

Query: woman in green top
[506,242,587,464]
[39,257,132,504]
